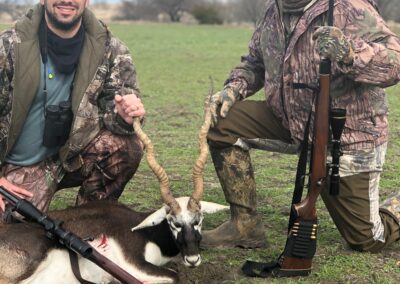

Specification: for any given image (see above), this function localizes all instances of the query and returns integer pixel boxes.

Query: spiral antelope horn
[133,117,181,214]
[188,83,213,212]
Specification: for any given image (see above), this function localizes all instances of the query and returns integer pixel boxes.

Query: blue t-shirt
[5,57,74,166]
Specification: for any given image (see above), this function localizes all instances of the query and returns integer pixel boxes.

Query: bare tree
[233,0,265,26]
[118,0,199,22]
[152,0,195,22]
[0,0,31,21]
[117,0,159,21]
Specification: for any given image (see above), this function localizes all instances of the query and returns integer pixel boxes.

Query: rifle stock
[0,185,143,284]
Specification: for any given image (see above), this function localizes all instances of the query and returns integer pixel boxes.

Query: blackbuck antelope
[0,97,227,284]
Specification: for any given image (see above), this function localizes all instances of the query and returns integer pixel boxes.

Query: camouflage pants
[208,100,400,252]
[0,129,143,223]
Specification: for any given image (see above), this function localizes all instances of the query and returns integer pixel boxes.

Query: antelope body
[0,197,226,283]
[0,93,217,283]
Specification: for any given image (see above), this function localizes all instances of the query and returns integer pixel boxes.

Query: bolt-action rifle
[242,0,346,277]
[0,185,143,284]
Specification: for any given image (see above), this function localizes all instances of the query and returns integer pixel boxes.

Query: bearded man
[203,0,400,253]
[0,0,145,221]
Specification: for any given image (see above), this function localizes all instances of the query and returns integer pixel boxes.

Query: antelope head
[131,93,228,267]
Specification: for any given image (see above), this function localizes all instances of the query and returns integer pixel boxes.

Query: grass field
[1,22,400,283]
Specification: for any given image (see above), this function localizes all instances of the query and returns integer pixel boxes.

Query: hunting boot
[201,146,266,248]
[381,192,400,222]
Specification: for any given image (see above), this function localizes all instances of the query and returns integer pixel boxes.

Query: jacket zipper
[276,0,289,122]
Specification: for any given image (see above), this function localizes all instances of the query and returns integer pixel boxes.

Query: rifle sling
[69,250,97,284]
[288,108,312,229]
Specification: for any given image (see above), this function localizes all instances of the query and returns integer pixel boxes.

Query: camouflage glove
[312,26,354,64]
[210,87,241,127]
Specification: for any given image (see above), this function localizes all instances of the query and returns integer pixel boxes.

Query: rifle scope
[329,108,346,195]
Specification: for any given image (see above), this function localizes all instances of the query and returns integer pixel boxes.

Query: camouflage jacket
[227,0,400,151]
[0,4,140,172]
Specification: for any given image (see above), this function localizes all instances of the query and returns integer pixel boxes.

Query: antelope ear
[199,201,229,214]
[131,206,168,232]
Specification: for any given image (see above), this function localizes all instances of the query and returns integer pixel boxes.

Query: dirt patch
[167,257,243,284]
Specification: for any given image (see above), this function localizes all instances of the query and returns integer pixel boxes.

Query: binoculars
[43,101,73,148]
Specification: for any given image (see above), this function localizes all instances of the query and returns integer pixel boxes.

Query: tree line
[1,0,399,25]
[117,0,400,24]
[116,0,265,26]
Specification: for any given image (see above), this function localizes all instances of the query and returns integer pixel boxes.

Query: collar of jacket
[276,0,340,62]
[9,4,109,154]
[279,0,316,13]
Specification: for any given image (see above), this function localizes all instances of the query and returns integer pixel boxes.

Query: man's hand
[210,87,241,127]
[114,94,145,125]
[313,26,354,64]
[0,177,33,212]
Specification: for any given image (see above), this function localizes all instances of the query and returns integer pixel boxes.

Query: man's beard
[45,4,83,31]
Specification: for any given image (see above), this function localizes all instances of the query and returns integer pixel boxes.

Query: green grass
[107,22,260,211]
[1,22,400,283]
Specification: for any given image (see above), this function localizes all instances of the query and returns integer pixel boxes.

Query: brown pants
[208,100,400,252]
[1,129,143,223]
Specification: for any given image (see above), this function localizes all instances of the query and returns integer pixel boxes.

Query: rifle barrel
[293,59,331,220]
[0,186,143,284]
